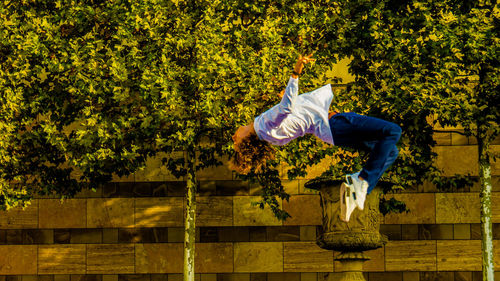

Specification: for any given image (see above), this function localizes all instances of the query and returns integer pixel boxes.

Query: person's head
[230,123,274,174]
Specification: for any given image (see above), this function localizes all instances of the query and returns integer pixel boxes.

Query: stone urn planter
[305,178,389,281]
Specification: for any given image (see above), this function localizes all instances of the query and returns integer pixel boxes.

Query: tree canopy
[1,0,497,216]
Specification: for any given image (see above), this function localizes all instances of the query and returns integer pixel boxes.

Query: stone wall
[1,64,500,281]
[0,141,499,281]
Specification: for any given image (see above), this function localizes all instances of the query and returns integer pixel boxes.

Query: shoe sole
[346,175,363,209]
[339,183,350,222]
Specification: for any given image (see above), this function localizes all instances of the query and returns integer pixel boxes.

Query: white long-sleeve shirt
[253,77,334,146]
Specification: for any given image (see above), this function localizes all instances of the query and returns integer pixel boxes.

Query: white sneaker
[339,182,357,222]
[346,173,369,211]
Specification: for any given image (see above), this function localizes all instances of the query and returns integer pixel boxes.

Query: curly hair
[230,131,275,174]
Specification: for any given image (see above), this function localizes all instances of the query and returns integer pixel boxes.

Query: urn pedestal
[305,179,387,281]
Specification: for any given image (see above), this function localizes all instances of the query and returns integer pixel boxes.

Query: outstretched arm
[267,54,314,127]
[278,54,314,110]
[278,54,314,98]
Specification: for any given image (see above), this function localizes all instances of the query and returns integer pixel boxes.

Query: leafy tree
[2,0,496,279]
[0,0,348,278]
[315,0,498,279]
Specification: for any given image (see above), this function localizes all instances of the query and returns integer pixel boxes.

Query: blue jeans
[329,112,402,194]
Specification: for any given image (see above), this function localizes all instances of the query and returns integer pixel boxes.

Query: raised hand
[292,54,315,78]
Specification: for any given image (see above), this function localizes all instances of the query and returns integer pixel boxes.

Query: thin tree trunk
[478,127,494,281]
[184,148,197,281]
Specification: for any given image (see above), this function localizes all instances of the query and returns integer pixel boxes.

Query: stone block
[218,227,250,242]
[200,274,217,281]
[434,146,478,176]
[436,193,480,224]
[282,195,322,226]
[152,228,169,243]
[6,229,22,244]
[54,229,71,244]
[234,196,282,226]
[114,182,153,197]
[419,224,453,240]
[54,275,71,281]
[39,199,86,228]
[0,201,38,229]
[470,224,482,239]
[117,275,150,281]
[217,274,250,281]
[0,245,37,274]
[38,276,55,281]
[38,244,86,274]
[198,181,217,196]
[87,198,135,228]
[451,132,468,145]
[167,275,182,281]
[87,244,135,274]
[300,273,316,281]
[151,275,168,281]
[70,229,102,243]
[165,181,186,197]
[454,224,471,239]
[368,272,402,281]
[380,225,402,240]
[385,241,437,271]
[216,181,249,196]
[299,226,317,241]
[234,242,283,272]
[362,247,385,272]
[434,132,451,146]
[401,224,418,240]
[495,240,500,270]
[168,228,184,243]
[267,273,300,281]
[250,273,267,281]
[493,193,500,223]
[418,224,432,240]
[119,228,156,243]
[267,227,300,242]
[103,229,119,243]
[249,227,267,242]
[71,276,102,281]
[21,276,37,281]
[402,272,419,281]
[282,180,299,195]
[284,242,333,272]
[419,272,454,281]
[136,243,183,273]
[454,272,472,281]
[23,229,54,244]
[437,240,481,271]
[196,243,233,273]
[384,193,435,224]
[135,197,184,227]
[102,276,118,281]
[200,227,218,242]
[196,197,233,227]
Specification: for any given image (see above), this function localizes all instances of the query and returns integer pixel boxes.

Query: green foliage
[0,0,498,220]
[379,197,408,216]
